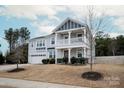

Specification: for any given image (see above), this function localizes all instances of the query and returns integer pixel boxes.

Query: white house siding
[28,18,94,64]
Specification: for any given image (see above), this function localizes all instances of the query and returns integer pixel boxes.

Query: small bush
[78,57,85,64]
[57,58,63,63]
[42,59,48,64]
[0,53,5,64]
[71,57,76,64]
[63,57,68,64]
[49,58,55,64]
[70,57,87,64]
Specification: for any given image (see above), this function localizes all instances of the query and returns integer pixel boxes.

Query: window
[36,47,46,51]
[40,41,42,46]
[77,33,82,37]
[75,23,77,28]
[51,37,55,44]
[49,49,55,58]
[31,43,33,47]
[49,51,52,58]
[64,35,68,39]
[31,54,46,57]
[71,22,73,29]
[43,40,45,46]
[77,49,82,58]
[65,23,67,30]
[77,33,83,42]
[37,41,39,47]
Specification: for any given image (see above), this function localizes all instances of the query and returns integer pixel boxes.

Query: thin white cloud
[0,5,67,21]
[109,32,124,38]
[31,20,55,38]
[1,5,124,37]
[114,17,124,30]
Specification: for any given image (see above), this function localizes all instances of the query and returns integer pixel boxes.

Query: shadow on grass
[58,63,87,66]
[7,68,25,73]
[82,71,103,81]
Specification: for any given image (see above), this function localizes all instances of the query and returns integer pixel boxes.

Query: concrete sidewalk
[0,64,31,71]
[0,77,81,88]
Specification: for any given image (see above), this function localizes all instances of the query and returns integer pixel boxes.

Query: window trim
[76,48,83,58]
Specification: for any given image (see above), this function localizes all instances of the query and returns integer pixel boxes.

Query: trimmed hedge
[42,57,88,64]
[71,57,88,64]
[63,57,68,64]
[42,59,49,64]
[42,58,55,64]
[49,58,55,64]
[57,58,63,63]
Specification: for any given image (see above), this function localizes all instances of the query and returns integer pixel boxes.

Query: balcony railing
[57,37,87,46]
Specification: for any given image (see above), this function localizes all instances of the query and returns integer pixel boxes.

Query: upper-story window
[31,43,33,47]
[36,40,45,47]
[77,33,82,37]
[43,40,45,46]
[40,41,42,46]
[77,48,83,58]
[37,41,39,47]
[75,23,77,28]
[51,37,55,44]
[77,33,83,42]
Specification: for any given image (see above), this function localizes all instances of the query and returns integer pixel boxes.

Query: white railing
[57,37,86,46]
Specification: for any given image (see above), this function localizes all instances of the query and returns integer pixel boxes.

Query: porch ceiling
[55,27,85,34]
[56,45,90,49]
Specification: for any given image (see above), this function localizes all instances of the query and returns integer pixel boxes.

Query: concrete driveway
[0,77,81,88]
[0,64,31,71]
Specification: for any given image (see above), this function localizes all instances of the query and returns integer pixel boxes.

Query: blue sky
[0,5,124,54]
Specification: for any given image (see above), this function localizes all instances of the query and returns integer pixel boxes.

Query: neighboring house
[28,17,95,64]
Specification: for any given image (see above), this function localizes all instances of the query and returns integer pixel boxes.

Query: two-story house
[28,17,94,64]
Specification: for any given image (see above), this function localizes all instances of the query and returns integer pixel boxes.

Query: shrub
[85,58,88,63]
[70,57,87,64]
[57,58,63,63]
[63,57,68,64]
[71,57,76,64]
[0,53,5,64]
[78,57,85,64]
[42,59,48,64]
[49,58,55,64]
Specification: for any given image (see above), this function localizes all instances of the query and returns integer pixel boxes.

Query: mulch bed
[82,71,103,81]
[7,68,25,73]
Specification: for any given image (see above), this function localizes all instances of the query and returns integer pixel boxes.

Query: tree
[4,27,30,68]
[4,28,13,53]
[95,31,111,56]
[19,27,30,44]
[116,35,124,55]
[84,6,111,71]
[0,52,5,64]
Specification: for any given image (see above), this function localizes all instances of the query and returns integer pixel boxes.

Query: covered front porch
[55,47,90,64]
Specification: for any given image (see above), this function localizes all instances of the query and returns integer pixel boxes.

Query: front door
[64,50,68,58]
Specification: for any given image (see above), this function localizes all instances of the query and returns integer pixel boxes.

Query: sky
[0,5,124,54]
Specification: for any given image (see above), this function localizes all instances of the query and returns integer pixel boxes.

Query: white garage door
[30,56,46,64]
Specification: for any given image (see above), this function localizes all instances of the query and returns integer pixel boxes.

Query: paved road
[0,64,31,71]
[0,77,81,88]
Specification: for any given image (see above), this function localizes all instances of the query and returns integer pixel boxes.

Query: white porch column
[55,49,58,64]
[68,31,71,45]
[84,28,87,43]
[84,47,86,58]
[55,33,58,64]
[68,48,71,64]
[55,33,58,46]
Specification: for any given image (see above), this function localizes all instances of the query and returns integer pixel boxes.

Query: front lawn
[0,64,123,88]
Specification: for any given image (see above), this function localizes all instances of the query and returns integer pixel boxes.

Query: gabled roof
[53,17,85,32]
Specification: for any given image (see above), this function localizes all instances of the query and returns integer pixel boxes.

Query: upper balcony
[56,37,89,47]
[54,27,90,48]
